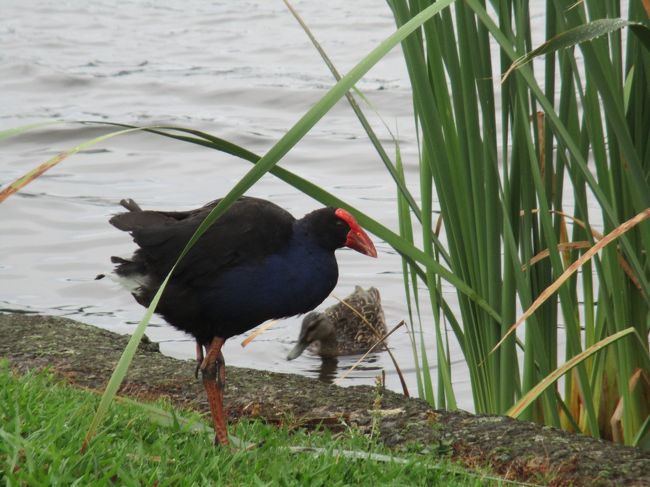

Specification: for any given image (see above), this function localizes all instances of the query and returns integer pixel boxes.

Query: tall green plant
[388,0,650,445]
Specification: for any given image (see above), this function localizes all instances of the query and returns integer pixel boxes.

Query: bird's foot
[213,432,229,446]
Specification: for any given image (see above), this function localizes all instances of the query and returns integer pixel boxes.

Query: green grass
[0,363,497,486]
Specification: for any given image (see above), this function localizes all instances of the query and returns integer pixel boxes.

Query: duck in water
[287,286,386,360]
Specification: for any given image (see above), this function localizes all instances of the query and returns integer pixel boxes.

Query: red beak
[335,208,377,258]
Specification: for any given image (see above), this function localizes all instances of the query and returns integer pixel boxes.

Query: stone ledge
[1,313,648,486]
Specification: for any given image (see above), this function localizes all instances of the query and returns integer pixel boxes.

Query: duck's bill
[286,341,309,361]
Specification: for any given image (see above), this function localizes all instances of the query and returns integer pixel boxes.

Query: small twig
[331,294,410,397]
[334,321,406,386]
[240,320,278,347]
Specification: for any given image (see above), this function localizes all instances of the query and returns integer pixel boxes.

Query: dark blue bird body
[106,197,374,345]
[196,224,339,340]
[105,195,376,446]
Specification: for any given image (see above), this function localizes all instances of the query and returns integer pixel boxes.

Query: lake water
[1,1,552,410]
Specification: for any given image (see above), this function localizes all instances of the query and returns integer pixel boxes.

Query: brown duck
[287,286,386,360]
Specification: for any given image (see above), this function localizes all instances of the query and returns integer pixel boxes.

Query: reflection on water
[306,353,385,385]
[313,357,339,383]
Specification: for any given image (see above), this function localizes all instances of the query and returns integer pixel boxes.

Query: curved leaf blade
[503,19,650,81]
[0,126,160,203]
[507,328,637,418]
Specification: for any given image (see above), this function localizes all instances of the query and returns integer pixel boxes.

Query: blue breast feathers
[197,232,339,335]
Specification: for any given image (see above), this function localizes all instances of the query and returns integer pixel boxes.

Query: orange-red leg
[200,336,228,446]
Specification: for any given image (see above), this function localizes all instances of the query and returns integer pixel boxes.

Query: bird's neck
[314,332,339,358]
[293,217,338,253]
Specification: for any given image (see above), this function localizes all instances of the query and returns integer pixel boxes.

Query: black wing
[109,196,295,284]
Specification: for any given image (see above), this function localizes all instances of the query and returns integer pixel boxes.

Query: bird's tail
[119,198,142,212]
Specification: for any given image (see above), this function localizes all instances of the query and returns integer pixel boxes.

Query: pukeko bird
[106,196,376,445]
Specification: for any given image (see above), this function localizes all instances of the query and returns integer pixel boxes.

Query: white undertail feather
[111,272,150,293]
[96,257,149,293]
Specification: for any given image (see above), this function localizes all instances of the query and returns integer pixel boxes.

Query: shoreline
[2,313,648,486]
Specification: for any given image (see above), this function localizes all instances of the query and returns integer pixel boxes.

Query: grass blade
[507,328,638,418]
[0,126,155,203]
[0,121,60,141]
[493,207,650,352]
[503,19,650,81]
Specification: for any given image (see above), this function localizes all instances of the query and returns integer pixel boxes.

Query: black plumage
[106,196,376,445]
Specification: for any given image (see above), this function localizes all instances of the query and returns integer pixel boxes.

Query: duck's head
[286,311,335,360]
